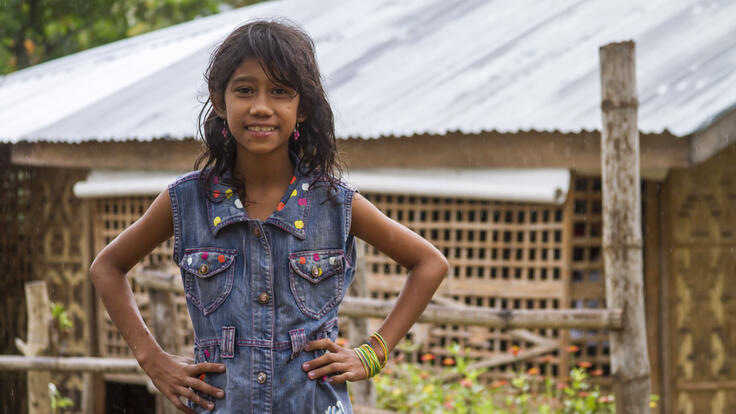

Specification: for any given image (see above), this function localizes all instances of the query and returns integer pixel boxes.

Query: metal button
[198,264,209,274]
[311,266,322,277]
[256,372,267,383]
[253,227,261,238]
[258,292,270,304]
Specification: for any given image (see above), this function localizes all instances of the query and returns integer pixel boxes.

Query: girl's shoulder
[312,174,357,193]
[169,170,201,189]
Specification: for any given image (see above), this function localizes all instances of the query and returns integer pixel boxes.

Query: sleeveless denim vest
[168,164,356,414]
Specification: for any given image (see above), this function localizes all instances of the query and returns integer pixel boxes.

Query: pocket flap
[289,250,344,284]
[180,248,237,278]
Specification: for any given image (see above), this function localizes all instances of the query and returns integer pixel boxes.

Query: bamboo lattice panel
[93,196,193,360]
[361,193,570,379]
[567,176,610,379]
[665,145,736,413]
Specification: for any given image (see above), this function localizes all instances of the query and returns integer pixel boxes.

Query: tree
[0,0,266,75]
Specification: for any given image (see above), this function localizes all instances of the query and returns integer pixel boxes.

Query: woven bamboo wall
[663,144,736,414]
[92,196,193,365]
[566,176,611,380]
[360,193,574,379]
[0,154,90,414]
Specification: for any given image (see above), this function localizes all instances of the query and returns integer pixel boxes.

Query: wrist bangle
[370,332,389,368]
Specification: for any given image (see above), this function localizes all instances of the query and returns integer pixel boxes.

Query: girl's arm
[89,190,225,413]
[303,192,449,382]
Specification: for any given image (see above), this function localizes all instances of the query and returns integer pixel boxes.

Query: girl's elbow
[431,250,450,280]
[439,255,450,278]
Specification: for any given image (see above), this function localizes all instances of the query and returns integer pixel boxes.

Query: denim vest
[168,164,356,414]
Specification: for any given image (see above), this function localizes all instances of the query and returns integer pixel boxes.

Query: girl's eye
[272,87,295,97]
[237,87,254,94]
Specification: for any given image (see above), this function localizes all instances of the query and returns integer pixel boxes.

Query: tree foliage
[0,0,266,75]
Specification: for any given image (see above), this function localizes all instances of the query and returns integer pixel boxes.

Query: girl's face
[219,58,304,157]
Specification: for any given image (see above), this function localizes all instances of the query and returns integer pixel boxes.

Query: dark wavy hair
[195,19,342,201]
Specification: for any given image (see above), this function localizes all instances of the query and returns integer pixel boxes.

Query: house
[1,0,734,412]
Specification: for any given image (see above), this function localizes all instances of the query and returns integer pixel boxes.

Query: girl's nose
[249,93,274,116]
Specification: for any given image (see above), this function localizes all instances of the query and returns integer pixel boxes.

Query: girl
[90,20,448,414]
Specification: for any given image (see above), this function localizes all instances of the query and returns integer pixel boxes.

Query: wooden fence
[2,275,622,413]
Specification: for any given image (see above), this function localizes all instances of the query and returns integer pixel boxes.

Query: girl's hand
[301,338,368,384]
[140,350,226,413]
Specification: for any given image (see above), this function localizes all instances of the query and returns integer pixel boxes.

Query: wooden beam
[10,130,690,170]
[10,139,202,170]
[599,41,651,413]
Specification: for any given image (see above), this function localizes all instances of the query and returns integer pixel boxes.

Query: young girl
[90,20,448,413]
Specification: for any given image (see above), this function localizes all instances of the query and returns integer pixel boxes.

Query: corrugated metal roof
[1,0,735,143]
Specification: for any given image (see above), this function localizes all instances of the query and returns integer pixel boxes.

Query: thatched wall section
[662,144,736,413]
[1,145,90,413]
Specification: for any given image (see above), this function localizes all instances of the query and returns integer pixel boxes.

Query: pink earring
[292,122,300,141]
[221,119,229,139]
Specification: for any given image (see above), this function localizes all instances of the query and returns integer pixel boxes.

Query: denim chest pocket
[288,249,345,319]
[180,248,237,316]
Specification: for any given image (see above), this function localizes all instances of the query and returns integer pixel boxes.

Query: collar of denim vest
[205,158,312,240]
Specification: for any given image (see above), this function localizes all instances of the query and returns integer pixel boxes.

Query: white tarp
[74,169,570,204]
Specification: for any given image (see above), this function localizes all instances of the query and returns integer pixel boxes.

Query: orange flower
[459,378,473,388]
[420,353,435,361]
[490,379,509,388]
[566,345,580,353]
[335,337,348,347]
[418,371,430,379]
[577,361,592,369]
[526,367,540,375]
[510,345,520,356]
[442,357,455,366]
[578,391,589,398]
[591,369,604,376]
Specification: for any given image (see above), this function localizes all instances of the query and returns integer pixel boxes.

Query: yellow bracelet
[371,332,389,368]
[352,348,369,377]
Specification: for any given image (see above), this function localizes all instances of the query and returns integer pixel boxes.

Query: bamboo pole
[14,281,52,414]
[599,40,651,413]
[130,270,622,330]
[0,356,143,373]
[339,297,623,330]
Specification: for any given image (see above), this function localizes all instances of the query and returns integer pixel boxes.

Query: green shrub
[371,341,648,413]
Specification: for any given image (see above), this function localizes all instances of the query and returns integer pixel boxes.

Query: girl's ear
[210,93,226,119]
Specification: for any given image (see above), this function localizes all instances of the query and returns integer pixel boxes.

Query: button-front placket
[249,221,273,412]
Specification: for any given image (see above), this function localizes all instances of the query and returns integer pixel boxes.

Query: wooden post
[14,281,52,414]
[599,41,651,413]
[348,240,375,406]
[148,271,181,414]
